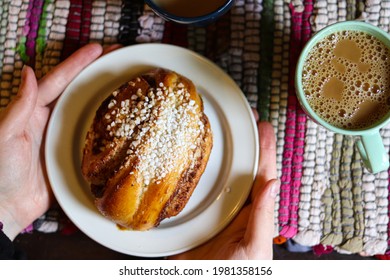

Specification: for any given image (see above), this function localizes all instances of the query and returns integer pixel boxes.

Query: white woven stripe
[187,26,206,55]
[41,0,69,77]
[373,170,389,254]
[269,0,283,141]
[229,0,244,89]
[361,127,390,255]
[310,0,329,32]
[103,0,121,46]
[295,125,332,246]
[291,0,303,12]
[293,119,321,246]
[327,0,338,24]
[242,0,262,107]
[269,0,289,235]
[337,0,347,21]
[375,126,390,251]
[361,172,387,255]
[0,0,24,108]
[10,0,30,97]
[89,0,106,43]
[360,1,389,256]
[0,0,10,79]
[365,0,381,25]
[136,4,164,43]
[379,0,390,32]
[276,0,290,180]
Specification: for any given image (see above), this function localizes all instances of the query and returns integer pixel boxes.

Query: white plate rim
[45,43,259,257]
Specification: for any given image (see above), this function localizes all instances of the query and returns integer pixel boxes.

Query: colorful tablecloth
[0,0,389,259]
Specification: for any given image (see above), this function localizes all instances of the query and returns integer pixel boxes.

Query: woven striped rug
[0,0,389,258]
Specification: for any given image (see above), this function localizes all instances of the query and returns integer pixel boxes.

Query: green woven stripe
[16,0,34,63]
[16,36,29,63]
[321,133,343,246]
[257,0,274,121]
[337,136,363,253]
[34,0,53,79]
[346,0,356,20]
[36,0,53,55]
[352,146,364,247]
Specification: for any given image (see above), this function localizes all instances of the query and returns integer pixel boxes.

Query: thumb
[0,66,38,135]
[244,178,280,259]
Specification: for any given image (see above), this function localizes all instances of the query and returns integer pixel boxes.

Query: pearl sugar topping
[106,80,205,186]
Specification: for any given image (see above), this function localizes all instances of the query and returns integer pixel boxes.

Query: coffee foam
[302,30,390,129]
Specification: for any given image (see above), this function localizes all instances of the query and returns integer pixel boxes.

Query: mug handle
[356,131,389,173]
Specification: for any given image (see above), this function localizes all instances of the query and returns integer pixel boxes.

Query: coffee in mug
[302,30,390,130]
[145,0,234,25]
[295,21,390,173]
[152,0,228,17]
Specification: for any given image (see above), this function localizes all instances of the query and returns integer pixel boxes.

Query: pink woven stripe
[288,0,313,237]
[279,1,313,238]
[22,1,34,37]
[301,1,313,47]
[25,0,44,67]
[278,3,303,231]
[388,164,390,249]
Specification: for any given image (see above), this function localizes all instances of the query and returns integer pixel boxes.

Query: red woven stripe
[80,0,92,46]
[162,21,188,48]
[205,13,231,61]
[61,0,83,60]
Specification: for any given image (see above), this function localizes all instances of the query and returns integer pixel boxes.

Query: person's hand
[169,120,279,260]
[0,43,111,240]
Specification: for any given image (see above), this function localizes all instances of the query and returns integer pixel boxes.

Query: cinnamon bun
[81,68,213,231]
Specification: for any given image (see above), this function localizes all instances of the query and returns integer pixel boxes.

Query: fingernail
[269,179,280,198]
[21,65,27,83]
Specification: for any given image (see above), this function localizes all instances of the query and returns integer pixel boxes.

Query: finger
[102,43,123,56]
[0,66,38,136]
[244,179,280,259]
[38,43,103,106]
[252,121,277,201]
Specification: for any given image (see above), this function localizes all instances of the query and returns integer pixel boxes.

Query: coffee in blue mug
[145,0,235,26]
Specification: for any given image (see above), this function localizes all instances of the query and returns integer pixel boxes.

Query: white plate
[45,43,258,257]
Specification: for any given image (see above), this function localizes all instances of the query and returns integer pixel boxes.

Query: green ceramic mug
[296,21,390,174]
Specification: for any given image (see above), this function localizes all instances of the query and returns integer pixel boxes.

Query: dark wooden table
[14,231,373,260]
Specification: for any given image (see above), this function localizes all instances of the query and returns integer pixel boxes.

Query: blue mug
[144,0,235,26]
